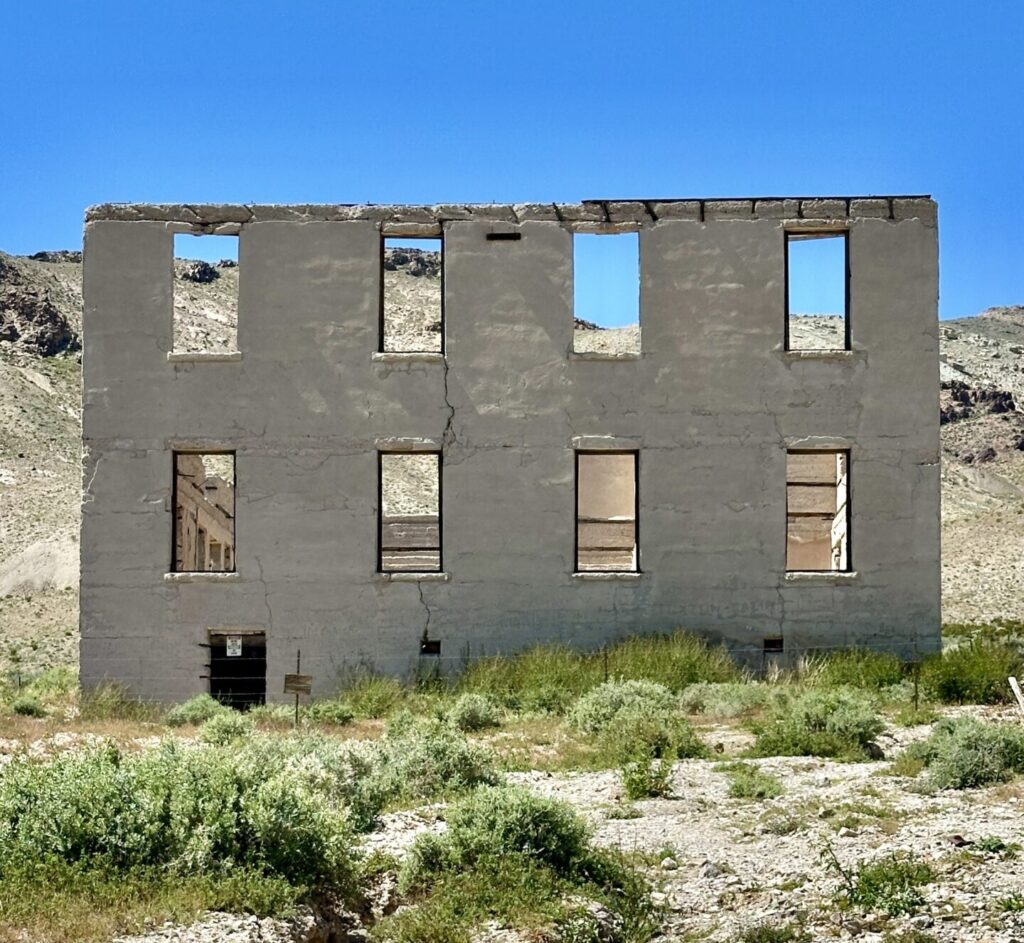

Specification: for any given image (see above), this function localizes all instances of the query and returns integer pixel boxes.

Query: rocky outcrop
[0,258,79,355]
[180,260,220,283]
[383,247,441,278]
[940,380,1016,424]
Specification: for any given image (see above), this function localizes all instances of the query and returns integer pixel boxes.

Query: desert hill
[0,249,1021,673]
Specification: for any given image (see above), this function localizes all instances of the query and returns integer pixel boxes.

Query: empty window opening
[381,237,443,353]
[576,451,638,572]
[207,631,265,710]
[573,232,640,355]
[173,233,239,353]
[763,637,784,654]
[174,452,235,572]
[785,232,848,351]
[786,450,849,572]
[379,452,441,572]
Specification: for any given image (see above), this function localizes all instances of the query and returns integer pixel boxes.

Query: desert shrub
[751,687,884,760]
[602,631,742,690]
[622,755,673,800]
[801,649,905,689]
[198,711,253,745]
[920,641,1023,704]
[401,785,592,892]
[339,674,407,718]
[447,692,502,732]
[601,706,707,763]
[456,645,593,710]
[11,696,46,717]
[569,679,676,734]
[679,681,774,718]
[166,693,230,727]
[882,932,939,943]
[899,716,1024,790]
[721,762,784,799]
[306,698,356,726]
[373,718,500,802]
[825,847,934,916]
[0,737,364,893]
[79,683,162,721]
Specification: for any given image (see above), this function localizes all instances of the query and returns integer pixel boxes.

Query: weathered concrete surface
[80,199,940,700]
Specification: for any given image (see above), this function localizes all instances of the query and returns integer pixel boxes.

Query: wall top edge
[83,196,937,226]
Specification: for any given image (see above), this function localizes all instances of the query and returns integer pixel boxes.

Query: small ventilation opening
[763,637,784,654]
[208,631,266,710]
[420,638,442,656]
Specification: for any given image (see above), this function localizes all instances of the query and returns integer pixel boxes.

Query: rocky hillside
[0,249,1021,673]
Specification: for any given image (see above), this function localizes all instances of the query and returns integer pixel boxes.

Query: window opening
[379,452,442,572]
[786,450,849,571]
[173,452,235,572]
[572,232,640,355]
[381,237,443,353]
[208,631,265,709]
[785,232,848,351]
[575,451,638,572]
[173,233,239,353]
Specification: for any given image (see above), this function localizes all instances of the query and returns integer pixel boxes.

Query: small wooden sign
[284,673,313,696]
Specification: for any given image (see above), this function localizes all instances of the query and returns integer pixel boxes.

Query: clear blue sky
[1,1,1020,321]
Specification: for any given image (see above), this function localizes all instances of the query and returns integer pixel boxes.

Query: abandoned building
[80,197,940,704]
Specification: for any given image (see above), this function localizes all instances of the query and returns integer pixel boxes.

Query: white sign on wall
[226,636,243,658]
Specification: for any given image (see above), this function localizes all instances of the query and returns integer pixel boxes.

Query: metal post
[295,649,301,728]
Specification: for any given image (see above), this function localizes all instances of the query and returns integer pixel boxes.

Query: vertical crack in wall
[254,555,273,629]
[441,356,456,450]
[417,582,432,642]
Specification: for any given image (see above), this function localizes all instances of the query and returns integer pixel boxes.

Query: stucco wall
[80,198,940,701]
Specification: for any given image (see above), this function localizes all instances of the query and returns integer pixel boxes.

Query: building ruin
[81,197,940,704]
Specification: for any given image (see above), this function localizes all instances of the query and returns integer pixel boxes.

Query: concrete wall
[80,198,940,701]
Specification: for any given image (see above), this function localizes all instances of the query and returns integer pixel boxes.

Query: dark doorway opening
[207,631,266,709]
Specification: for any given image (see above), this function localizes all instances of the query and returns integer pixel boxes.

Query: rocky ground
[3,706,1024,943]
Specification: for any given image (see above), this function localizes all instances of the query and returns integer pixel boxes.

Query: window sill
[776,348,862,362]
[164,571,242,583]
[373,571,450,582]
[372,351,445,364]
[570,351,642,361]
[784,570,859,584]
[573,571,643,581]
[168,351,243,363]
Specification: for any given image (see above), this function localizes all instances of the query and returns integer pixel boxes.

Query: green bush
[339,674,406,718]
[568,679,676,734]
[166,693,230,727]
[622,755,673,800]
[600,706,707,763]
[920,641,1023,704]
[801,649,905,689]
[602,631,742,690]
[198,711,254,745]
[0,739,361,891]
[372,718,500,802]
[899,716,1024,789]
[751,687,884,760]
[738,923,810,943]
[826,847,934,917]
[306,698,356,726]
[447,693,502,732]
[679,681,774,718]
[721,762,784,799]
[11,696,46,717]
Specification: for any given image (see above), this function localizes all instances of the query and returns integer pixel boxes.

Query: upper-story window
[572,232,640,356]
[173,234,239,354]
[381,237,443,353]
[785,231,849,351]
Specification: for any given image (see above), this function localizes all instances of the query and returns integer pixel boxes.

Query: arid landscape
[2,249,1024,943]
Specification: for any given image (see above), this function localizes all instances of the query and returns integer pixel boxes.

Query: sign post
[283,649,313,728]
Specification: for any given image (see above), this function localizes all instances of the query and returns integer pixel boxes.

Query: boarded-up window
[785,232,848,351]
[174,452,235,572]
[576,451,638,572]
[786,450,849,572]
[379,452,441,572]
